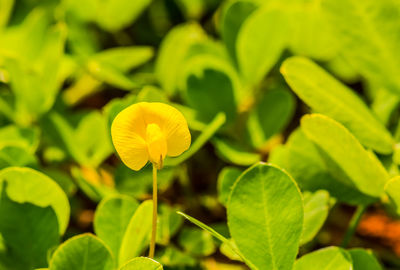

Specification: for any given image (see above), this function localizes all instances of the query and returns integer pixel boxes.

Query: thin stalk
[149,163,158,258]
[340,205,367,248]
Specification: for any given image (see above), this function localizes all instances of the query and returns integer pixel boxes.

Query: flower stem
[340,204,367,248]
[149,163,158,258]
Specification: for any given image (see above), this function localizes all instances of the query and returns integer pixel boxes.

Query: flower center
[146,123,167,168]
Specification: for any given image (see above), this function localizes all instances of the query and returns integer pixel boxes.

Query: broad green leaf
[178,227,216,256]
[217,167,243,206]
[97,0,153,32]
[165,113,226,167]
[322,0,400,96]
[301,114,389,198]
[247,88,295,148]
[49,234,113,270]
[94,195,139,261]
[227,163,303,270]
[213,137,261,166]
[349,248,382,270]
[0,167,70,234]
[281,56,394,154]
[269,129,375,205]
[220,0,258,63]
[185,68,237,124]
[119,200,153,266]
[119,257,162,270]
[155,23,206,95]
[0,188,59,270]
[237,7,289,85]
[294,247,352,270]
[300,190,330,245]
[384,176,400,216]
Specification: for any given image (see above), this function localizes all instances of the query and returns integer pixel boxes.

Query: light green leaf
[155,23,206,95]
[0,167,70,234]
[220,0,258,63]
[294,247,352,270]
[156,204,183,245]
[300,190,330,245]
[237,7,289,85]
[322,0,400,96]
[97,0,153,32]
[281,56,394,154]
[94,195,139,261]
[119,200,153,266]
[0,145,38,169]
[213,137,260,166]
[349,248,382,270]
[384,176,400,216]
[49,234,113,270]
[119,257,162,270]
[301,114,389,198]
[217,167,243,206]
[0,125,39,152]
[227,163,303,270]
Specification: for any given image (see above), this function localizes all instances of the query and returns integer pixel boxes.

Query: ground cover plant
[1,0,400,269]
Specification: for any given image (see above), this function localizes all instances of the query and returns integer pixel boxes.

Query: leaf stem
[340,204,367,248]
[149,163,158,258]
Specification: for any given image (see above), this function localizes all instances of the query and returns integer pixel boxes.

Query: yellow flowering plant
[111,102,191,258]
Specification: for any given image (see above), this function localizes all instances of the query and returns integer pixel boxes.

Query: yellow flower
[111,102,191,170]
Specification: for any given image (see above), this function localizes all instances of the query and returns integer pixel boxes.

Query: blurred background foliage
[1,0,400,269]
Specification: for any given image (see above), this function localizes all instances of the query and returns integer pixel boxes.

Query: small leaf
[227,163,303,270]
[178,227,216,256]
[94,195,139,261]
[301,114,389,198]
[217,167,243,206]
[300,190,330,245]
[294,247,352,270]
[119,200,153,266]
[119,257,162,270]
[49,234,113,270]
[349,248,382,270]
[237,7,289,85]
[384,176,400,216]
[213,137,261,166]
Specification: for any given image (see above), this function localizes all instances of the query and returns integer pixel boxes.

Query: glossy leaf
[301,114,389,198]
[227,163,303,270]
[281,56,394,154]
[294,247,352,270]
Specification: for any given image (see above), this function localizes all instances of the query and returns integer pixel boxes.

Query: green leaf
[155,23,206,95]
[49,234,114,270]
[0,187,59,270]
[237,6,289,85]
[293,247,352,270]
[0,167,70,234]
[217,167,243,206]
[0,145,38,169]
[220,0,258,64]
[300,190,330,245]
[349,248,383,270]
[269,129,375,205]
[119,257,162,270]
[322,0,400,96]
[227,163,303,270]
[0,125,39,152]
[185,68,237,124]
[281,56,394,154]
[156,204,183,245]
[212,137,261,166]
[384,176,400,216]
[247,88,295,148]
[301,114,389,198]
[97,0,153,32]
[178,227,216,256]
[94,195,139,262]
[155,246,196,268]
[119,200,153,266]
